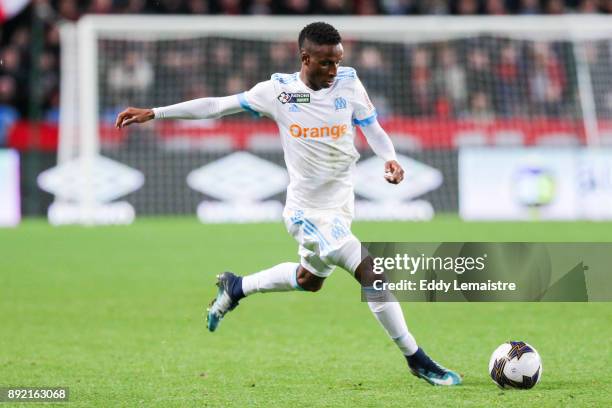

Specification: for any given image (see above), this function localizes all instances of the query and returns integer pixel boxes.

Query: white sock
[368,301,418,356]
[365,287,418,356]
[241,262,301,296]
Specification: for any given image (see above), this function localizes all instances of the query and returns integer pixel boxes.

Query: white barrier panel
[0,149,20,227]
[38,154,144,226]
[578,150,612,220]
[459,148,612,220]
[355,200,434,221]
[47,202,136,226]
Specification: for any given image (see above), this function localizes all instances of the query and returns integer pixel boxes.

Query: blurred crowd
[40,0,612,16]
[97,36,612,124]
[2,0,612,146]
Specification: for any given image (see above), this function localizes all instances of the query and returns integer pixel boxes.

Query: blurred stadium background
[1,1,612,225]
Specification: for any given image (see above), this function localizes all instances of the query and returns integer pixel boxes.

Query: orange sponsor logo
[289,123,348,140]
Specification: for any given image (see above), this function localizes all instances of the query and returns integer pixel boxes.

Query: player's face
[300,41,344,90]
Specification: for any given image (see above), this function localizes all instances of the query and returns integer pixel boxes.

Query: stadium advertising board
[10,118,612,152]
[186,152,445,223]
[0,149,20,227]
[115,119,612,150]
[37,156,144,225]
[459,148,612,220]
[187,151,288,223]
[353,154,442,221]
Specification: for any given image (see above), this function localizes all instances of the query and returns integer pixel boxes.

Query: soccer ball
[488,341,542,389]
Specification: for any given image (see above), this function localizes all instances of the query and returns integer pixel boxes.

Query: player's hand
[115,107,155,128]
[384,160,404,184]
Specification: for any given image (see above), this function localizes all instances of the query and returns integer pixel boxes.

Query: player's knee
[299,278,323,292]
[297,267,325,292]
[354,256,379,287]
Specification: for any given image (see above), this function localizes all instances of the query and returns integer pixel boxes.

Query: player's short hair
[298,22,342,50]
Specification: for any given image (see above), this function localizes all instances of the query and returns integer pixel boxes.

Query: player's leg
[206,264,325,332]
[207,208,332,332]
[235,208,332,296]
[352,256,462,386]
[353,257,418,356]
[327,240,422,359]
[296,266,325,291]
[242,263,325,294]
[323,213,461,386]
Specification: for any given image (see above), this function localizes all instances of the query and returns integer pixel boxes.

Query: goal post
[48,15,612,224]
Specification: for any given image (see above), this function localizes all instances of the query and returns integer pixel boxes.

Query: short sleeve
[352,78,378,127]
[239,80,276,119]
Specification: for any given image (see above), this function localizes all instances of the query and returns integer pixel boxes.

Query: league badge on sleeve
[277,92,292,104]
[277,92,310,104]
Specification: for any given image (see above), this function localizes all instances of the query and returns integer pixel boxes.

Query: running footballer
[116,22,462,386]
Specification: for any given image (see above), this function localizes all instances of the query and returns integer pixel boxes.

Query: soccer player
[115,22,461,386]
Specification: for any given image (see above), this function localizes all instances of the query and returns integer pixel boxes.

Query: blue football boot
[206,272,241,332]
[407,348,462,386]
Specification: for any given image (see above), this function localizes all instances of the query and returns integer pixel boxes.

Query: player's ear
[300,50,309,65]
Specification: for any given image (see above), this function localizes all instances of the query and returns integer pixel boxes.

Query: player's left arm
[360,120,404,185]
[352,77,403,184]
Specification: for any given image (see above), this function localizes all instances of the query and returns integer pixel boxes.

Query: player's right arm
[115,80,275,128]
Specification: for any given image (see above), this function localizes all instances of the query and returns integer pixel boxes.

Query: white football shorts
[283,205,364,278]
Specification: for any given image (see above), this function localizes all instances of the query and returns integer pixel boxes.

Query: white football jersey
[240,67,377,212]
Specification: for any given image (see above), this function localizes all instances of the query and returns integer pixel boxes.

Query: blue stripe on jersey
[304,224,328,251]
[237,92,261,117]
[352,111,378,127]
[303,224,317,244]
[304,219,330,250]
[272,73,298,84]
[337,67,356,78]
[304,220,329,246]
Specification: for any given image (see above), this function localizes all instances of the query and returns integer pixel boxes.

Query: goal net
[47,16,612,224]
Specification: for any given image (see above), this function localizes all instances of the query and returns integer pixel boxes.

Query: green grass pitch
[1,217,611,407]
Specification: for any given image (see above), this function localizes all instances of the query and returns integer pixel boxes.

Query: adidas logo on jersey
[289,123,348,140]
